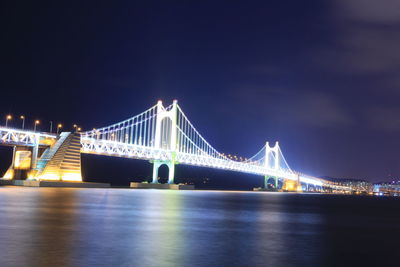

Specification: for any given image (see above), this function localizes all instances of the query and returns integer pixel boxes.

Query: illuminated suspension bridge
[0,100,347,191]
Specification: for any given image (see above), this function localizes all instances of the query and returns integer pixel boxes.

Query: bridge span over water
[0,100,346,192]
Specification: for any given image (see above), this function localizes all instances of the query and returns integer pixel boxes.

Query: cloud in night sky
[336,0,400,23]
[323,1,400,76]
[367,107,400,131]
[289,91,353,128]
[231,87,353,129]
[301,0,400,133]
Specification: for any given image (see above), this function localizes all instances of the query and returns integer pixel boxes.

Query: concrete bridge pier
[301,182,309,192]
[2,146,16,179]
[3,142,40,180]
[152,160,175,184]
[281,175,303,192]
[264,175,278,190]
[135,158,194,189]
[31,136,40,170]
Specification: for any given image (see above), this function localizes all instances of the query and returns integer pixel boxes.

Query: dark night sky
[1,1,400,183]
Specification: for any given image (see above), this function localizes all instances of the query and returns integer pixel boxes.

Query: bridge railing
[79,101,332,187]
[0,127,57,146]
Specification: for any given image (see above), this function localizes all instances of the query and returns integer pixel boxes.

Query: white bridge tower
[264,141,280,189]
[152,100,178,184]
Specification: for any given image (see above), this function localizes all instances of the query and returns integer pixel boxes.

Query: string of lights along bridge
[0,100,347,191]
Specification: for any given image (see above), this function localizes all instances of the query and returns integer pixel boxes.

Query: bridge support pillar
[31,137,39,169]
[152,163,158,184]
[297,174,302,192]
[282,178,302,192]
[3,146,35,180]
[2,146,16,179]
[264,175,278,190]
[152,160,175,184]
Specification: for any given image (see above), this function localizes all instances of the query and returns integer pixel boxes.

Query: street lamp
[49,121,53,133]
[5,115,12,127]
[34,120,40,132]
[57,124,62,134]
[20,115,25,129]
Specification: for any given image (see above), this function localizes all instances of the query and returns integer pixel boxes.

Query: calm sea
[0,187,399,267]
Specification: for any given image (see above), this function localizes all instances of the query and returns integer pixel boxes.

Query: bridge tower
[264,141,280,189]
[152,100,178,184]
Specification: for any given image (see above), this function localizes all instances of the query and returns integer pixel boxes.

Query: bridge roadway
[80,137,323,186]
[0,127,344,190]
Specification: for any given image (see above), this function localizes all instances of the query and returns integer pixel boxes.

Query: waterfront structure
[322,177,373,194]
[373,181,400,196]
[0,100,350,191]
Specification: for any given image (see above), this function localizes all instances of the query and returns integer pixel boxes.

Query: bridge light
[20,116,25,129]
[5,115,12,127]
[57,124,63,134]
[34,120,40,132]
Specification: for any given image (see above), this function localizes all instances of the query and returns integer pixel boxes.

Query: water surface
[0,187,399,266]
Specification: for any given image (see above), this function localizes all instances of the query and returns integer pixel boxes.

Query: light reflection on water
[0,188,399,267]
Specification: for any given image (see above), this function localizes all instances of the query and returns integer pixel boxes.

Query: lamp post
[49,121,53,133]
[34,120,40,132]
[57,124,62,135]
[5,115,12,127]
[20,115,25,129]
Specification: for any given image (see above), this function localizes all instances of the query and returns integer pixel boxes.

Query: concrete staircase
[34,132,82,181]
